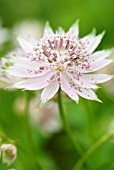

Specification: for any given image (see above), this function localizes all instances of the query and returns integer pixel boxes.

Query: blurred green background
[0,0,114,170]
[1,0,114,47]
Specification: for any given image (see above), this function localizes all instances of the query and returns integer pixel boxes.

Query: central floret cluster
[5,21,113,103]
[34,35,90,65]
[28,34,92,85]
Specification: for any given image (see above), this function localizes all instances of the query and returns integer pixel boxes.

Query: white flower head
[6,20,113,103]
[0,144,17,165]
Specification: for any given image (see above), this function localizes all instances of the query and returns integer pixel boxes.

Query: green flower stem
[0,149,2,165]
[83,101,96,140]
[17,143,43,170]
[73,132,114,170]
[24,91,45,170]
[58,88,83,156]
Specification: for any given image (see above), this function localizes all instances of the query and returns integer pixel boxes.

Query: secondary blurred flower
[0,58,12,88]
[29,96,61,133]
[0,144,17,165]
[98,60,114,100]
[12,20,43,46]
[6,21,113,103]
[0,49,23,88]
[13,96,26,116]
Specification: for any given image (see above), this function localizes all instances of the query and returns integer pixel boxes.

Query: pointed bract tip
[44,21,53,31]
[22,89,26,91]
[91,28,96,35]
[101,30,105,37]
[96,85,101,89]
[95,98,103,103]
[43,21,54,35]
[72,19,80,27]
[75,19,80,23]
[45,21,50,27]
[56,26,65,34]
[75,99,79,104]
[5,84,13,90]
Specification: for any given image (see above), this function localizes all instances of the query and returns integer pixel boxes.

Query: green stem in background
[25,91,35,151]
[94,159,114,170]
[83,101,96,140]
[24,91,45,170]
[73,132,114,170]
[58,88,83,157]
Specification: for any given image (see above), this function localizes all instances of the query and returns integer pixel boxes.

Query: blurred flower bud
[0,144,17,165]
[13,97,26,116]
[97,51,114,100]
[29,96,61,134]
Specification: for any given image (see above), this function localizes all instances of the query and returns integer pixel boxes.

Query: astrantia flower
[6,21,113,103]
